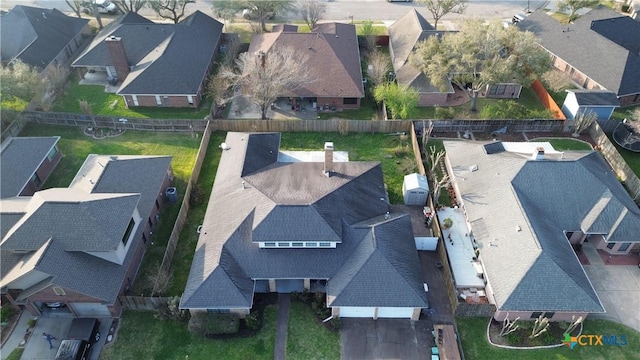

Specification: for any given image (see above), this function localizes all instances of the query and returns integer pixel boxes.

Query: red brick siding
[123,94,200,108]
[317,97,361,110]
[619,93,640,107]
[25,286,104,317]
[18,147,62,197]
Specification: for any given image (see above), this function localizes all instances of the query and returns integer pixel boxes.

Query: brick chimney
[105,36,130,82]
[531,146,545,160]
[323,142,334,176]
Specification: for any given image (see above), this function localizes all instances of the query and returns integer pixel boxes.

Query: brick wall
[18,147,62,197]
[317,96,360,110]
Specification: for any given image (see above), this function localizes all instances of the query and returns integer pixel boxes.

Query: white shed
[402,173,429,205]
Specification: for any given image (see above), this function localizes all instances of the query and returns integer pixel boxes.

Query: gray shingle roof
[517,7,640,97]
[388,10,454,94]
[73,11,222,95]
[181,133,426,310]
[0,5,88,68]
[444,141,634,313]
[247,23,364,99]
[0,137,59,198]
[1,189,140,252]
[567,90,620,106]
[1,155,172,304]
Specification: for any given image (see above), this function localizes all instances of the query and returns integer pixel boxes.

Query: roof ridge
[538,252,603,309]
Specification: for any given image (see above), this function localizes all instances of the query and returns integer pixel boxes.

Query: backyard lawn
[53,74,211,119]
[530,137,593,151]
[458,317,640,360]
[287,302,340,360]
[18,124,201,295]
[99,308,276,360]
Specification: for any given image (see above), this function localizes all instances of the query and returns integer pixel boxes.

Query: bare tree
[91,1,104,30]
[207,67,234,118]
[572,110,597,137]
[65,0,83,18]
[360,19,377,50]
[367,50,391,87]
[222,34,241,67]
[529,315,549,339]
[421,120,434,157]
[79,99,97,127]
[34,65,70,111]
[559,0,599,22]
[148,0,195,23]
[541,70,573,93]
[221,46,316,120]
[499,313,520,337]
[148,263,173,296]
[212,0,242,30]
[298,0,326,30]
[432,172,450,204]
[419,0,467,30]
[112,0,147,13]
[428,146,445,176]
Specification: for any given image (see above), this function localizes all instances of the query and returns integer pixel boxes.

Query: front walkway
[274,294,290,360]
[581,241,640,332]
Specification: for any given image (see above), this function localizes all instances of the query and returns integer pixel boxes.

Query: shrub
[26,318,36,329]
[506,332,520,346]
[1,305,13,323]
[435,106,456,119]
[443,218,453,229]
[189,185,206,206]
[244,312,260,331]
[622,4,630,12]
[155,296,189,323]
[188,312,239,336]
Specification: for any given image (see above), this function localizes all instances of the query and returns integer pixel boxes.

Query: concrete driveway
[582,244,640,332]
[341,318,431,360]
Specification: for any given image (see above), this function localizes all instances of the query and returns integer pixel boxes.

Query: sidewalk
[1,311,31,360]
[274,294,290,360]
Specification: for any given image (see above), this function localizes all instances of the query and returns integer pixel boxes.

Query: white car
[82,0,119,15]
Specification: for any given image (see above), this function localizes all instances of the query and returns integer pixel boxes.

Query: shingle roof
[73,11,222,95]
[181,133,426,310]
[0,5,88,68]
[444,141,631,313]
[388,10,454,94]
[567,90,620,106]
[0,137,59,198]
[247,23,364,99]
[517,7,640,97]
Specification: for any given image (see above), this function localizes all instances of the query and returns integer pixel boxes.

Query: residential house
[518,7,640,107]
[0,137,62,199]
[388,10,453,106]
[444,141,640,321]
[0,5,90,72]
[247,23,364,111]
[561,89,620,120]
[72,11,223,108]
[1,149,172,318]
[180,133,428,320]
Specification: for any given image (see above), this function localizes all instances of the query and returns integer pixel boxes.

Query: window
[488,85,497,95]
[277,242,289,247]
[155,95,162,106]
[544,312,555,319]
[264,242,276,247]
[606,242,615,249]
[618,243,631,252]
[292,242,303,247]
[305,242,317,247]
[47,147,58,161]
[121,218,136,246]
[343,98,358,105]
[53,286,66,296]
[496,85,506,95]
[530,312,542,319]
[31,173,41,187]
[319,242,331,247]
[132,95,139,106]
[187,95,194,106]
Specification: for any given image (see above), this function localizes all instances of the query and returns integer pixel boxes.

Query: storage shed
[402,173,429,205]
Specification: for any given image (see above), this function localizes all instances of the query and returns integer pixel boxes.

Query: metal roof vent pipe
[323,142,334,177]
[531,147,545,160]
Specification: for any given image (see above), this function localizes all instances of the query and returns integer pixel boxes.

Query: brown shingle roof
[247,23,364,98]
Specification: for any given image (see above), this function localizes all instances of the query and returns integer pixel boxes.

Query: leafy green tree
[373,83,419,120]
[419,0,467,30]
[148,0,195,23]
[559,0,599,22]
[412,19,550,112]
[0,60,42,103]
[212,0,242,30]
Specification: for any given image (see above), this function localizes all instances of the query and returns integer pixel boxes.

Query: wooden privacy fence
[410,122,427,176]
[153,121,214,294]
[531,79,566,120]
[1,118,27,143]
[414,118,565,133]
[120,296,172,311]
[206,119,412,133]
[590,122,640,202]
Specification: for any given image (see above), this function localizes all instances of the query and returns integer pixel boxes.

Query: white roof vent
[469,164,478,172]
[220,142,230,150]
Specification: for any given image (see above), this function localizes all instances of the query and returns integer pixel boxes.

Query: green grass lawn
[99,308,276,360]
[279,132,417,204]
[458,317,640,360]
[612,140,640,178]
[169,131,227,295]
[18,124,201,295]
[54,74,211,119]
[530,137,593,151]
[287,302,340,360]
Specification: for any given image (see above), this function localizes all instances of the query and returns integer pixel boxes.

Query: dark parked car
[55,318,101,360]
